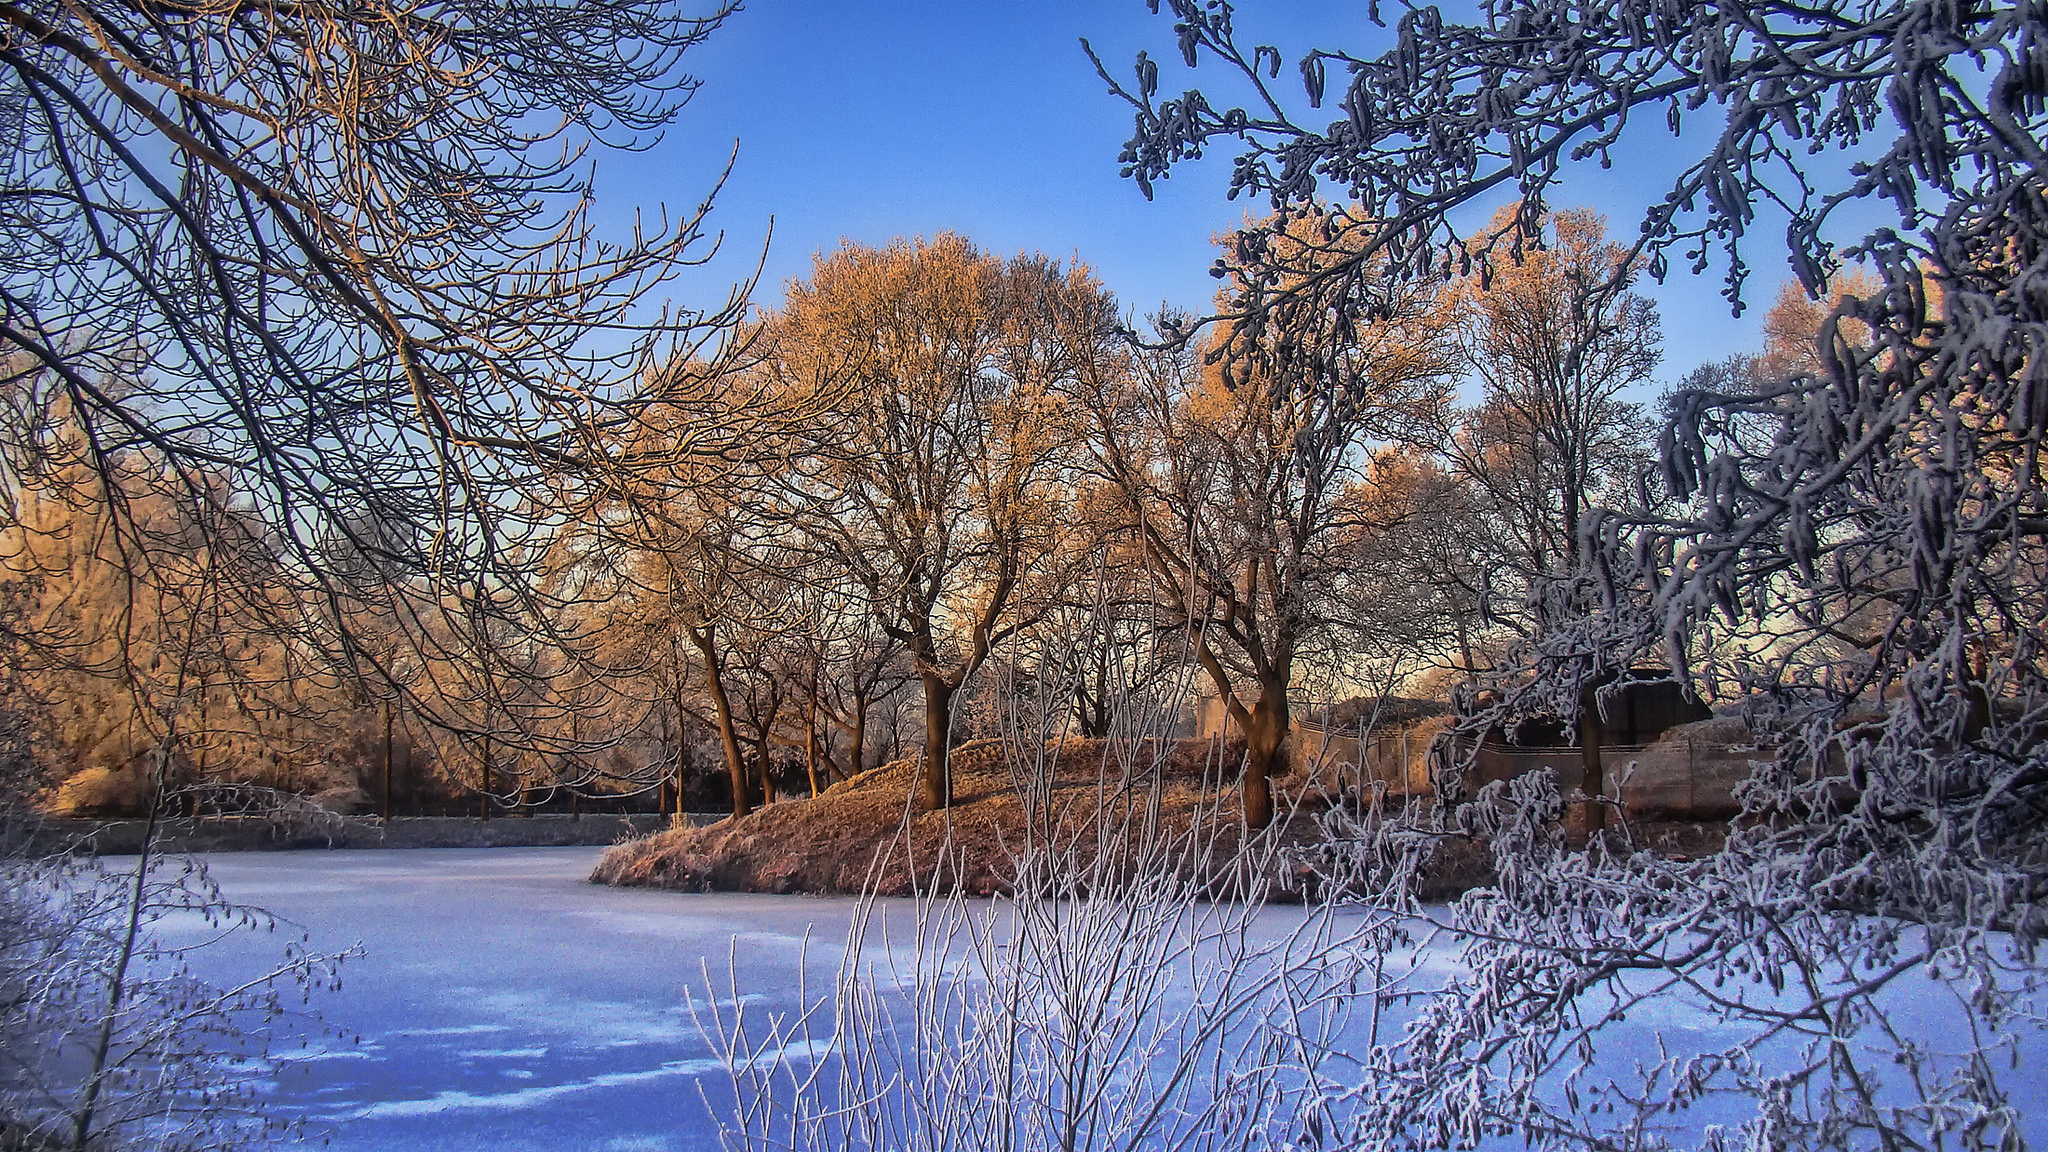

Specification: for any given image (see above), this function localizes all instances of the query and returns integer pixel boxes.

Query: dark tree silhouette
[1,0,752,700]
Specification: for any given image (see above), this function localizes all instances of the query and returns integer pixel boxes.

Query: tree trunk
[685,625,752,820]
[805,676,821,799]
[917,672,956,811]
[1191,635,1291,830]
[849,696,867,779]
[72,777,162,1150]
[1578,682,1606,837]
[1562,484,1583,571]
[381,700,394,821]
[1074,679,1109,739]
[1239,686,1290,831]
[753,734,777,806]
[191,685,207,817]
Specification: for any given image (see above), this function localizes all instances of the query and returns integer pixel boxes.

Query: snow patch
[387,1023,509,1038]
[330,1057,730,1118]
[330,1038,832,1120]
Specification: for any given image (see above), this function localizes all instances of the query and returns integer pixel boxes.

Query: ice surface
[171,847,865,1152]
[167,848,2047,1152]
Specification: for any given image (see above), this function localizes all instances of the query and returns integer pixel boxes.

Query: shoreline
[13,812,724,855]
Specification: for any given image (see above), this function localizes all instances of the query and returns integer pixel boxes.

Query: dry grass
[588,735,1729,899]
[590,736,1326,897]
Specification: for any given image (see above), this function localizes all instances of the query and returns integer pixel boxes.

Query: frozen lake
[178,847,858,1152]
[168,846,2048,1152]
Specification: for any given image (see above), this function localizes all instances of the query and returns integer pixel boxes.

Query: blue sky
[599,1,1789,391]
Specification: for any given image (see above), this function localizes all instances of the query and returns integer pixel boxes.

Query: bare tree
[1318,446,1484,699]
[567,444,775,817]
[1085,217,1456,828]
[1,0,759,768]
[1017,544,1175,741]
[1438,208,1660,588]
[0,437,414,814]
[1334,446,1499,690]
[775,572,911,794]
[764,235,1113,811]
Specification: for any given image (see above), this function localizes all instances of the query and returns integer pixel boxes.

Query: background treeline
[0,214,1842,825]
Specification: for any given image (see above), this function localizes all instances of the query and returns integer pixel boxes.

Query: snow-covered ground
[174,847,857,1152]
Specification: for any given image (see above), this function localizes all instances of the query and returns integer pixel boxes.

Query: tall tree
[1020,537,1175,742]
[553,396,776,821]
[765,235,1111,811]
[0,444,409,812]
[1327,446,1495,693]
[1087,216,1457,828]
[1441,208,1660,586]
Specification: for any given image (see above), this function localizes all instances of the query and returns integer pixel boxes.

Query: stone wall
[1297,715,1770,822]
[1459,716,1767,820]
[15,812,726,855]
[1294,717,1445,797]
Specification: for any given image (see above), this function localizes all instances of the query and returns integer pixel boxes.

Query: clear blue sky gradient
[596,0,1834,392]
